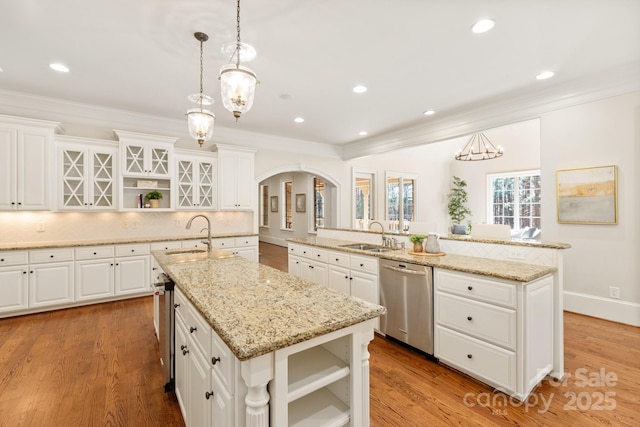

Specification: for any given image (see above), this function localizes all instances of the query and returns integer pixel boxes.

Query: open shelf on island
[288,345,350,403]
[288,387,350,427]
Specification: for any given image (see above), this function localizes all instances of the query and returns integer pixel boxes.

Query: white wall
[540,91,640,324]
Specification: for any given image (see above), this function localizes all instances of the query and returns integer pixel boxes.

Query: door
[60,147,87,209]
[234,153,253,209]
[197,160,215,208]
[0,128,17,210]
[19,131,49,210]
[177,158,196,208]
[76,259,114,301]
[328,265,351,294]
[0,266,28,313]
[175,315,189,418]
[115,256,149,295]
[90,150,116,209]
[188,344,212,427]
[29,262,74,308]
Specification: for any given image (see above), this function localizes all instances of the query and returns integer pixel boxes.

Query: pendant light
[219,0,259,121]
[187,32,215,147]
[455,132,504,161]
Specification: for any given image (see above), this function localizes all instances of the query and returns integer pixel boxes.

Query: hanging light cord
[235,0,241,67]
[198,38,204,110]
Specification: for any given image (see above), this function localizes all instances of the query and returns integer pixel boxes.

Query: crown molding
[0,89,339,158]
[339,64,640,160]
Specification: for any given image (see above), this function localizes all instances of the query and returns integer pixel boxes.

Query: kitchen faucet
[369,221,387,246]
[186,214,212,251]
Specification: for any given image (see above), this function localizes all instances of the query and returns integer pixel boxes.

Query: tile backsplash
[0,211,253,244]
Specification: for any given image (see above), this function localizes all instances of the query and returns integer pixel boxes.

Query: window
[282,180,293,230]
[488,170,541,232]
[353,171,375,228]
[386,173,416,231]
[314,177,325,230]
[259,184,269,227]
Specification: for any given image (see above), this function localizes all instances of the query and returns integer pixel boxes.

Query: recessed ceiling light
[536,71,555,80]
[359,131,368,136]
[471,19,495,34]
[0,66,3,72]
[353,85,367,94]
[294,117,304,123]
[49,63,69,73]
[423,110,436,116]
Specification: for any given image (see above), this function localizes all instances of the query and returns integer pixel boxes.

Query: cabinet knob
[345,275,348,279]
[17,202,22,206]
[93,252,97,255]
[335,258,339,262]
[205,391,214,400]
[174,303,180,308]
[467,354,473,359]
[131,249,135,253]
[23,271,27,274]
[11,202,15,205]
[360,263,364,267]
[189,326,197,333]
[152,267,157,271]
[317,254,321,257]
[180,345,187,351]
[0,258,4,262]
[467,316,473,321]
[110,263,114,266]
[50,255,54,258]
[182,349,189,356]
[211,356,220,366]
[467,286,473,291]
[30,270,33,274]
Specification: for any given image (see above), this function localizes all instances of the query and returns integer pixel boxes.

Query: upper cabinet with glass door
[175,150,217,210]
[56,136,118,211]
[115,130,176,178]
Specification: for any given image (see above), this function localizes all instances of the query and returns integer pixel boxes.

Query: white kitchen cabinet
[175,151,217,210]
[327,264,351,294]
[0,257,29,314]
[114,244,150,296]
[57,137,118,211]
[183,236,259,263]
[175,310,189,417]
[289,243,329,287]
[216,144,255,210]
[74,246,116,302]
[0,117,60,211]
[28,248,75,309]
[434,268,554,400]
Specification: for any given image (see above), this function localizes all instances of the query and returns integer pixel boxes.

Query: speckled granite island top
[289,237,556,283]
[153,249,385,361]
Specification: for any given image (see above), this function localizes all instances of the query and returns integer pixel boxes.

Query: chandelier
[186,32,215,147]
[455,133,504,161]
[219,0,259,121]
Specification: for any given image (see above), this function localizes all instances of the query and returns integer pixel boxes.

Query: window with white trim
[259,184,269,227]
[487,170,541,233]
[386,173,416,231]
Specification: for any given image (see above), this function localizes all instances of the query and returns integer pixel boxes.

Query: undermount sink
[165,249,207,255]
[339,243,392,252]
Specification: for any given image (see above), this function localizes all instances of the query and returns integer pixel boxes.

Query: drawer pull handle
[189,326,197,333]
[467,316,473,321]
[467,286,473,291]
[205,391,214,400]
[211,356,220,365]
[467,354,473,359]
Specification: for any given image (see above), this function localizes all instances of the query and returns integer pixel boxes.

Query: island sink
[340,243,393,252]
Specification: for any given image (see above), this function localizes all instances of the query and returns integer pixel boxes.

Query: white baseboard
[259,235,288,247]
[564,291,640,327]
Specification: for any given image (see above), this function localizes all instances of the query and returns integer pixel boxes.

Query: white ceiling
[1,0,639,155]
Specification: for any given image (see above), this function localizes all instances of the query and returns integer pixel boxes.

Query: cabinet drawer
[211,330,235,393]
[30,248,74,264]
[212,238,235,249]
[288,243,302,257]
[435,269,516,308]
[234,236,258,247]
[0,251,28,267]
[115,243,150,257]
[311,248,328,263]
[298,245,313,259]
[350,254,378,274]
[174,289,189,324]
[436,326,516,392]
[436,293,516,349]
[150,241,182,251]
[327,251,350,268]
[75,246,115,260]
[187,304,212,357]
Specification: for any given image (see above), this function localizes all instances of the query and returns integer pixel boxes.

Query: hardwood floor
[0,242,637,426]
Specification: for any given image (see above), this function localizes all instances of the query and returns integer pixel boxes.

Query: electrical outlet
[609,287,620,299]
[36,222,46,232]
[507,247,526,260]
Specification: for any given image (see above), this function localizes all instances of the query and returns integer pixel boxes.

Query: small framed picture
[270,196,278,212]
[295,194,306,212]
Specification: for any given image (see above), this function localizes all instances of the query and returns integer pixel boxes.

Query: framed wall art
[270,196,278,212]
[295,194,306,212]
[556,165,617,224]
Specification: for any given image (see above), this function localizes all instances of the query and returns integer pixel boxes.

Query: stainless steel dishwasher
[379,259,434,355]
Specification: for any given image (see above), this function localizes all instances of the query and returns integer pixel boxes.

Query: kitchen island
[154,248,385,427]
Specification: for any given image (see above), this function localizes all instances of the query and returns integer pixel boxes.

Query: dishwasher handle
[382,264,427,276]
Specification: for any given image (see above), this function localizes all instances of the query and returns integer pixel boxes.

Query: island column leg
[241,353,274,427]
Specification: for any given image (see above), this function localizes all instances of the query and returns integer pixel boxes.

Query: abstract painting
[557,165,617,224]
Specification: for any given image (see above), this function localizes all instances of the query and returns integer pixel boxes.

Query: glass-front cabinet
[175,150,217,210]
[56,136,118,211]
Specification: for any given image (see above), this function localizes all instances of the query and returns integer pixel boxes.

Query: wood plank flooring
[0,242,637,426]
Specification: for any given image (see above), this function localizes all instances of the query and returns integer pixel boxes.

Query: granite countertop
[289,237,556,283]
[153,249,385,361]
[0,232,258,251]
[320,227,571,249]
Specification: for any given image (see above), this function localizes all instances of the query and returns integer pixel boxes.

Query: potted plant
[447,176,472,234]
[145,191,163,208]
[409,234,426,252]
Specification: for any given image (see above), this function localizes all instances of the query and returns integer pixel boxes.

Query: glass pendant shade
[187,108,215,146]
[219,63,257,120]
